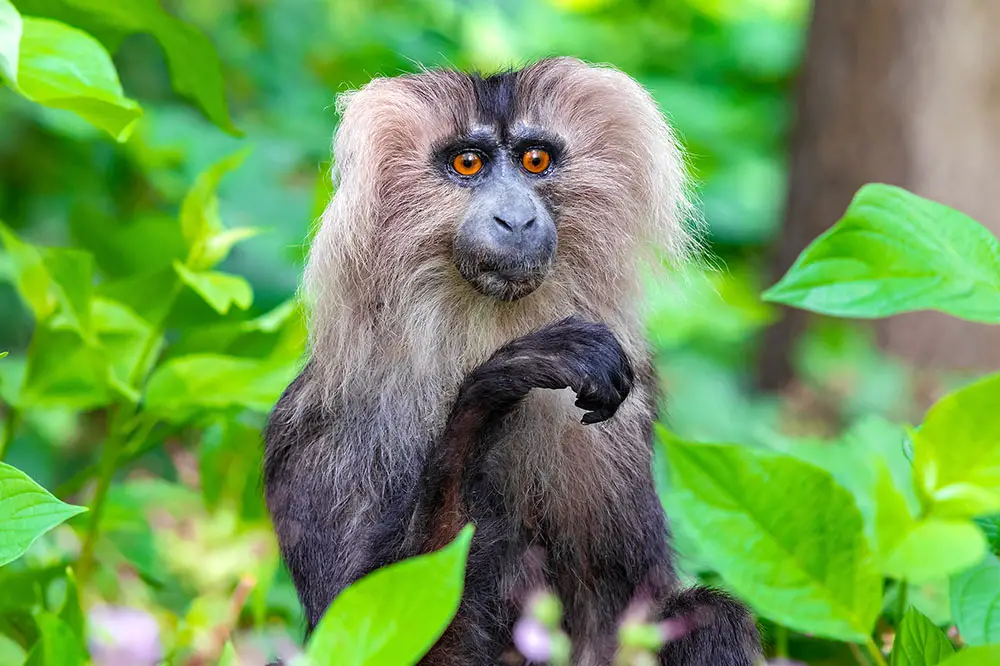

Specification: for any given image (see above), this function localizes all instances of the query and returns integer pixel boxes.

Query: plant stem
[774,625,789,658]
[76,407,127,582]
[865,637,888,666]
[896,581,909,622]
[77,279,182,582]
[0,406,20,462]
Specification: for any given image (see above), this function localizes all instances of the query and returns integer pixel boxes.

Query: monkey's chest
[481,388,642,536]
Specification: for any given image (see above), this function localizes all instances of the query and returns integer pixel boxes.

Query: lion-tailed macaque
[264,57,762,666]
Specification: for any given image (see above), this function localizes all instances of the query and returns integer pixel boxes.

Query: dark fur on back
[264,59,761,665]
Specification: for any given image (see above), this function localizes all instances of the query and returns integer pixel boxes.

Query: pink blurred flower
[88,605,163,666]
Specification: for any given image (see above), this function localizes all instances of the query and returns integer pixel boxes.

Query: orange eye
[452,151,484,176]
[521,148,551,174]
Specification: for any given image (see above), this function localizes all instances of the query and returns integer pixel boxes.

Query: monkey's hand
[420,317,633,547]
[463,316,634,425]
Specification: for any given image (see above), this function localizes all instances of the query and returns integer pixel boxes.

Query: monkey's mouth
[454,256,553,302]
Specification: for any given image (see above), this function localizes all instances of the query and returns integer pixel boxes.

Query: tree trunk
[758,0,1000,392]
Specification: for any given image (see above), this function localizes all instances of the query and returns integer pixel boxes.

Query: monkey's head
[306,58,694,383]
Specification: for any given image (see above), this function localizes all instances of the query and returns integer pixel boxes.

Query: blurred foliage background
[2,0,962,664]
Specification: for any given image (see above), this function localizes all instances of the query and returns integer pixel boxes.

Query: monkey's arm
[264,370,419,631]
[414,315,634,549]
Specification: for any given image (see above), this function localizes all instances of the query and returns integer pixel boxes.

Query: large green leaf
[660,431,882,642]
[936,646,1000,666]
[763,184,1000,322]
[0,463,86,568]
[0,0,20,83]
[20,0,238,133]
[913,373,1000,519]
[144,354,297,421]
[891,607,955,666]
[173,262,253,315]
[306,525,474,666]
[950,553,1000,647]
[14,17,141,142]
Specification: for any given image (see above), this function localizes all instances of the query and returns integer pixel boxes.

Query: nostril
[493,216,513,232]
[524,218,536,230]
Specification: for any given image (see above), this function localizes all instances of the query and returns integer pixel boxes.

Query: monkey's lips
[455,256,552,302]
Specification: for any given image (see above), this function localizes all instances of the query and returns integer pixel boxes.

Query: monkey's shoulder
[265,365,331,448]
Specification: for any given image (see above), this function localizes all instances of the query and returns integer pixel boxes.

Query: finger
[574,395,605,412]
[581,406,617,425]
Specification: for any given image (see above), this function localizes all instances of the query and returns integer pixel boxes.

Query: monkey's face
[441,129,560,302]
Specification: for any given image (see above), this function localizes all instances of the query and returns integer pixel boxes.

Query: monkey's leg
[657,587,762,666]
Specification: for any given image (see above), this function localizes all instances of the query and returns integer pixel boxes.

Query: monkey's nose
[493,215,537,236]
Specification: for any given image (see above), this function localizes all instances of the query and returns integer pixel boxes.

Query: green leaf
[57,568,84,642]
[913,373,1000,519]
[763,184,1000,322]
[0,224,101,344]
[200,226,265,270]
[660,431,882,642]
[219,641,241,666]
[24,613,85,666]
[93,297,156,398]
[950,552,1000,646]
[974,515,1000,554]
[15,18,141,142]
[171,298,306,365]
[20,325,111,409]
[42,248,95,342]
[0,220,56,319]
[891,607,955,666]
[0,463,86,568]
[936,646,1000,666]
[0,0,21,83]
[173,262,252,315]
[198,420,264,515]
[179,149,250,261]
[97,266,177,324]
[881,520,986,584]
[0,634,26,666]
[306,525,474,666]
[144,354,297,422]
[873,464,987,583]
[36,0,239,133]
